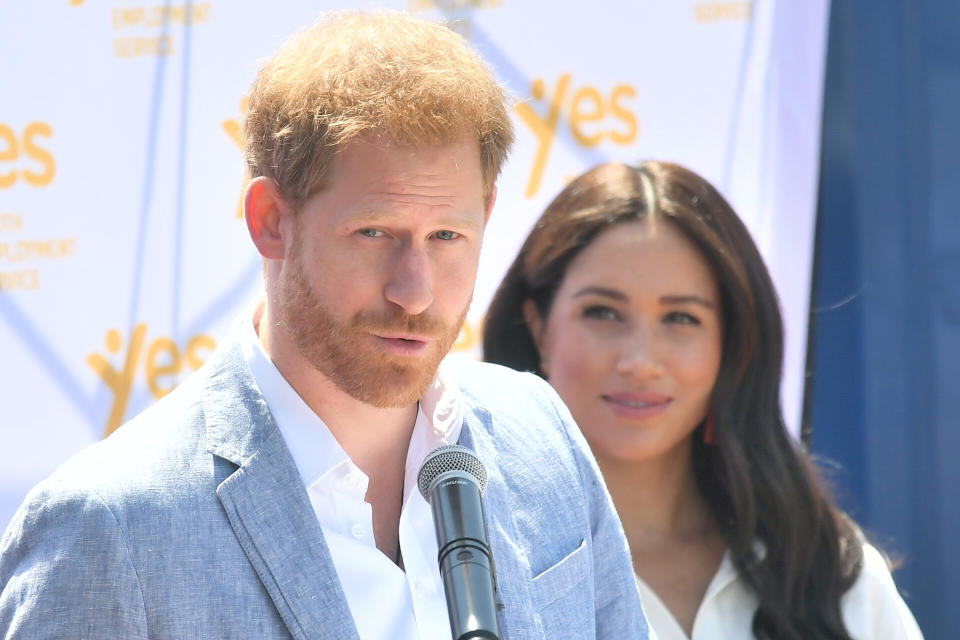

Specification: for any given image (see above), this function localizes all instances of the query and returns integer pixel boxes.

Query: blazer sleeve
[0,482,149,639]
[538,380,653,640]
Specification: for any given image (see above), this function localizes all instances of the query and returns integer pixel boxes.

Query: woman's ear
[245,176,292,260]
[522,299,550,377]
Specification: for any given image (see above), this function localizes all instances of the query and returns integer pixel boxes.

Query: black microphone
[417,444,500,640]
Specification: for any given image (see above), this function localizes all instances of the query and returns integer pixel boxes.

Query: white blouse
[637,543,924,640]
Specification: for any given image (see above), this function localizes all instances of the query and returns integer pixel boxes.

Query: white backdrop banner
[0,0,830,529]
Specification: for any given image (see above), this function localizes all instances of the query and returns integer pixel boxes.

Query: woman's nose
[615,328,664,379]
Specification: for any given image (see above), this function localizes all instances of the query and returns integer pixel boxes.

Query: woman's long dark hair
[484,161,864,640]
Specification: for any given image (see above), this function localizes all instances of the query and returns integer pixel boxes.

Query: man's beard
[276,247,467,408]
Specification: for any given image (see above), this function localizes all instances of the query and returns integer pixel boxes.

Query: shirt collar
[402,360,463,505]
[238,300,463,498]
[701,539,767,603]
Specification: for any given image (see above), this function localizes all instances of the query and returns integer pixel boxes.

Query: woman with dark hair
[483,161,922,639]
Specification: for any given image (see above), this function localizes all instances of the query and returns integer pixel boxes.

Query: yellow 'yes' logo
[515,74,639,198]
[0,122,56,189]
[87,325,216,436]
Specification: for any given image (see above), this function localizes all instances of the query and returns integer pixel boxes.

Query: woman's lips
[602,391,672,419]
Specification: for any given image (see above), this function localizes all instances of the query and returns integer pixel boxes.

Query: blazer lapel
[202,337,360,640]
[459,406,539,640]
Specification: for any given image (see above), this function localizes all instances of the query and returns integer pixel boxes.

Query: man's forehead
[339,205,485,230]
[325,136,484,193]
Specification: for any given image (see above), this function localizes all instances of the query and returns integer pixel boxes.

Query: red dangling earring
[704,412,717,445]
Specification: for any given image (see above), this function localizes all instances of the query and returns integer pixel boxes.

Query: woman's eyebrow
[572,286,627,301]
[660,295,716,309]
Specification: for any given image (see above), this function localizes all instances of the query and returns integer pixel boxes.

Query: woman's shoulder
[841,542,925,639]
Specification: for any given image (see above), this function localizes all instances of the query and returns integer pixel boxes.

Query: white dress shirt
[637,543,924,640]
[239,313,461,640]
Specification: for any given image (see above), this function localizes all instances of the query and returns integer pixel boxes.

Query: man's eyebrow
[343,209,484,231]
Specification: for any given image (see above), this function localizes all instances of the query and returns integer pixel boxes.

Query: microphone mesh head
[417,444,488,499]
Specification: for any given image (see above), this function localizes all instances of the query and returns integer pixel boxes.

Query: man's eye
[435,230,460,241]
[358,228,384,238]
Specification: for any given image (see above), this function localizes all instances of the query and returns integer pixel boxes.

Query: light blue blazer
[0,328,650,639]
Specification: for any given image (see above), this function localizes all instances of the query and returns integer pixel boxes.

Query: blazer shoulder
[444,358,564,419]
[445,357,589,488]
[10,365,219,530]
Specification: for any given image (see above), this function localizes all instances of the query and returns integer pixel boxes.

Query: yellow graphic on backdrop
[695,2,752,23]
[0,270,39,291]
[0,213,24,233]
[0,122,56,189]
[87,325,216,436]
[114,35,174,58]
[0,210,75,292]
[515,74,638,198]
[111,3,212,59]
[112,4,212,29]
[221,97,249,219]
[0,237,76,262]
[452,318,481,353]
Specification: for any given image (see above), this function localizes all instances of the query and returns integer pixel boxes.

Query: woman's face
[527,219,723,465]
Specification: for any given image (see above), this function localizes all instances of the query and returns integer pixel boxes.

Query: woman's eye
[434,230,460,241]
[583,305,621,321]
[358,228,385,238]
[664,311,700,325]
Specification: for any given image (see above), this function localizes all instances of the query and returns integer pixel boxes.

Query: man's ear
[245,176,292,260]
[483,186,498,225]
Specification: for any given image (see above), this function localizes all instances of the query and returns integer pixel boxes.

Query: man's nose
[384,241,434,316]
